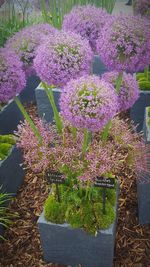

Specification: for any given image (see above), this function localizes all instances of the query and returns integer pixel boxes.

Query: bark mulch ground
[0,105,149,267]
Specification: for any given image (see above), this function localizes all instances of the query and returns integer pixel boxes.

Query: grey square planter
[0,145,25,195]
[38,185,119,267]
[92,55,107,76]
[0,145,25,237]
[137,177,150,225]
[35,83,61,123]
[0,99,23,135]
[0,75,40,134]
[143,107,150,143]
[130,91,150,133]
[19,75,40,104]
[137,107,150,225]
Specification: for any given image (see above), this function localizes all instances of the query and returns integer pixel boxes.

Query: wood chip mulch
[0,105,150,267]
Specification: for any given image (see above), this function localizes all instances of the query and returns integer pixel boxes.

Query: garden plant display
[0,2,150,265]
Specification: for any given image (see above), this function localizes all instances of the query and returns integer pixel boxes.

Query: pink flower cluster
[102,71,140,111]
[16,117,150,184]
[16,118,57,173]
[96,15,150,72]
[0,48,26,103]
[62,5,110,51]
[60,75,118,132]
[34,31,93,87]
[5,23,56,77]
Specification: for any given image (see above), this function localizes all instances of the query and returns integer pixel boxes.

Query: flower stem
[144,66,149,81]
[42,82,63,134]
[14,96,42,143]
[82,129,92,154]
[115,72,123,93]
[101,120,112,141]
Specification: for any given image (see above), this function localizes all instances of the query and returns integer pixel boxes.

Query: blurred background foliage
[0,0,116,47]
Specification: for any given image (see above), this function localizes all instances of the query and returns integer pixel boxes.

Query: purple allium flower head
[34,31,93,87]
[5,23,57,77]
[62,5,110,51]
[60,75,118,132]
[102,71,140,111]
[96,15,150,72]
[134,0,150,18]
[0,48,26,103]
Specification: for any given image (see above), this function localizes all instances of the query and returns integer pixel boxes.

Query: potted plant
[95,14,150,133]
[34,30,93,124]
[5,23,57,104]
[0,134,24,195]
[0,48,26,134]
[0,46,43,143]
[62,5,110,76]
[17,72,147,266]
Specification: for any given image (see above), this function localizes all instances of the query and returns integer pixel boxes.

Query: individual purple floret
[102,71,140,111]
[62,5,110,51]
[96,15,150,72]
[60,75,118,132]
[5,23,57,77]
[34,31,93,87]
[0,48,26,103]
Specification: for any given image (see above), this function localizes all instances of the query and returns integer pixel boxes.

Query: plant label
[94,176,115,189]
[46,171,65,185]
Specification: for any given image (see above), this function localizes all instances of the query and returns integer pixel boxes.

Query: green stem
[144,66,149,81]
[115,72,123,93]
[71,126,77,140]
[14,96,42,143]
[82,129,91,154]
[101,120,112,141]
[42,82,63,134]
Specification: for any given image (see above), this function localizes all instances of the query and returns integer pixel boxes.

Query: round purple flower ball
[96,15,150,72]
[5,23,57,77]
[62,5,110,51]
[60,75,118,132]
[0,48,26,103]
[102,71,140,111]
[34,31,93,87]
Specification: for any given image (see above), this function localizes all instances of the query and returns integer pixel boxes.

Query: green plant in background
[0,0,45,47]
[0,135,16,161]
[0,0,30,47]
[40,0,116,29]
[136,67,150,91]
